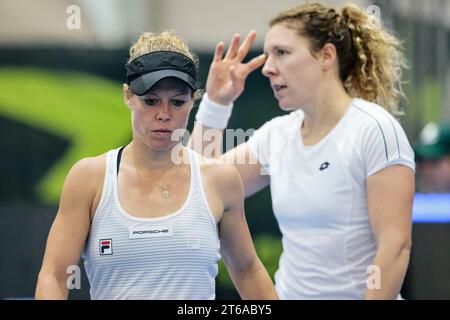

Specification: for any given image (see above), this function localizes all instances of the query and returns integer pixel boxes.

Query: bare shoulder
[68,154,106,186]
[62,153,107,211]
[197,153,244,204]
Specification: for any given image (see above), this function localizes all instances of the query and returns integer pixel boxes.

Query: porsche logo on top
[99,239,113,255]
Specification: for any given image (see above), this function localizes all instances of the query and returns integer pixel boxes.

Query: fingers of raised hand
[231,53,266,81]
[246,54,267,73]
[236,31,257,62]
[214,42,225,63]
[224,34,241,60]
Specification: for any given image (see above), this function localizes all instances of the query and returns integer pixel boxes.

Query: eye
[171,99,186,107]
[143,98,159,106]
[276,49,288,56]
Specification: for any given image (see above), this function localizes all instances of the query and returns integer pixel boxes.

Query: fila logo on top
[99,239,113,255]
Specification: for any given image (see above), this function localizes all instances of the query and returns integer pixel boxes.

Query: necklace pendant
[162,190,170,199]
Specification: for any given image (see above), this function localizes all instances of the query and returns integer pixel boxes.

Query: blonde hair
[127,31,201,99]
[270,3,407,116]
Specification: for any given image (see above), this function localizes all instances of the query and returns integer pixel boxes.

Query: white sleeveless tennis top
[82,147,221,300]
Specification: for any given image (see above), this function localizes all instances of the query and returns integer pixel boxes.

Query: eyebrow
[264,45,288,55]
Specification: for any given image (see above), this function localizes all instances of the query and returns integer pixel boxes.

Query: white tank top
[82,147,221,300]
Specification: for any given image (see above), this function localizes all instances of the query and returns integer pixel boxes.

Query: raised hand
[206,31,266,106]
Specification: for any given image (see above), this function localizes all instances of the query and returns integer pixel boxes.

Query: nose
[156,102,171,122]
[262,55,276,77]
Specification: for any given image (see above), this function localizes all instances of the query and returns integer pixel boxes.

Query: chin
[154,141,179,152]
[278,102,298,112]
[142,136,175,152]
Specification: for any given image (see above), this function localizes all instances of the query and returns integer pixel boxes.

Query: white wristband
[195,93,233,129]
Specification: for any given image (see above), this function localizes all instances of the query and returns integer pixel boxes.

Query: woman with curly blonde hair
[191,3,415,299]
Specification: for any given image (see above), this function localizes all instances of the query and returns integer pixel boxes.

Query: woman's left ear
[320,43,337,71]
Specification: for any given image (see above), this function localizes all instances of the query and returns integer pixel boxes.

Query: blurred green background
[0,48,285,299]
[1,0,450,300]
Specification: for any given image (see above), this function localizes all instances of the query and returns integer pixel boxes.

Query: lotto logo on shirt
[99,239,113,255]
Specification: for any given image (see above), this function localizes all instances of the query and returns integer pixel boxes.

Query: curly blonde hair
[270,3,407,116]
[127,31,202,99]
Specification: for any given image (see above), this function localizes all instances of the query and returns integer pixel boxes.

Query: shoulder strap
[116,146,125,176]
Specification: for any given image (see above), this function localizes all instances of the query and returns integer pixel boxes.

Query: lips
[272,84,287,99]
[152,129,173,137]
[272,84,287,92]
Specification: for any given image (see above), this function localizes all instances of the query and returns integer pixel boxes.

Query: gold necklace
[128,146,187,200]
[146,164,183,200]
[150,180,171,199]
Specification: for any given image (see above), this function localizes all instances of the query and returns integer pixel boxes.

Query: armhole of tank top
[91,149,115,225]
[190,150,219,236]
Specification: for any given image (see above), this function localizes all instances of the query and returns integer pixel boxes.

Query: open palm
[206,31,266,106]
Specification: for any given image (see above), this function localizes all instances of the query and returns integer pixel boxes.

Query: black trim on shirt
[353,106,389,162]
[117,146,125,176]
[385,115,401,159]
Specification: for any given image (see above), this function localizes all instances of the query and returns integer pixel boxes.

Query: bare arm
[188,31,265,156]
[35,158,100,299]
[187,32,269,197]
[217,165,277,300]
[365,165,415,300]
[223,143,270,198]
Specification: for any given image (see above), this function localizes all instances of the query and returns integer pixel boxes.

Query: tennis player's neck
[301,93,352,146]
[126,142,184,172]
